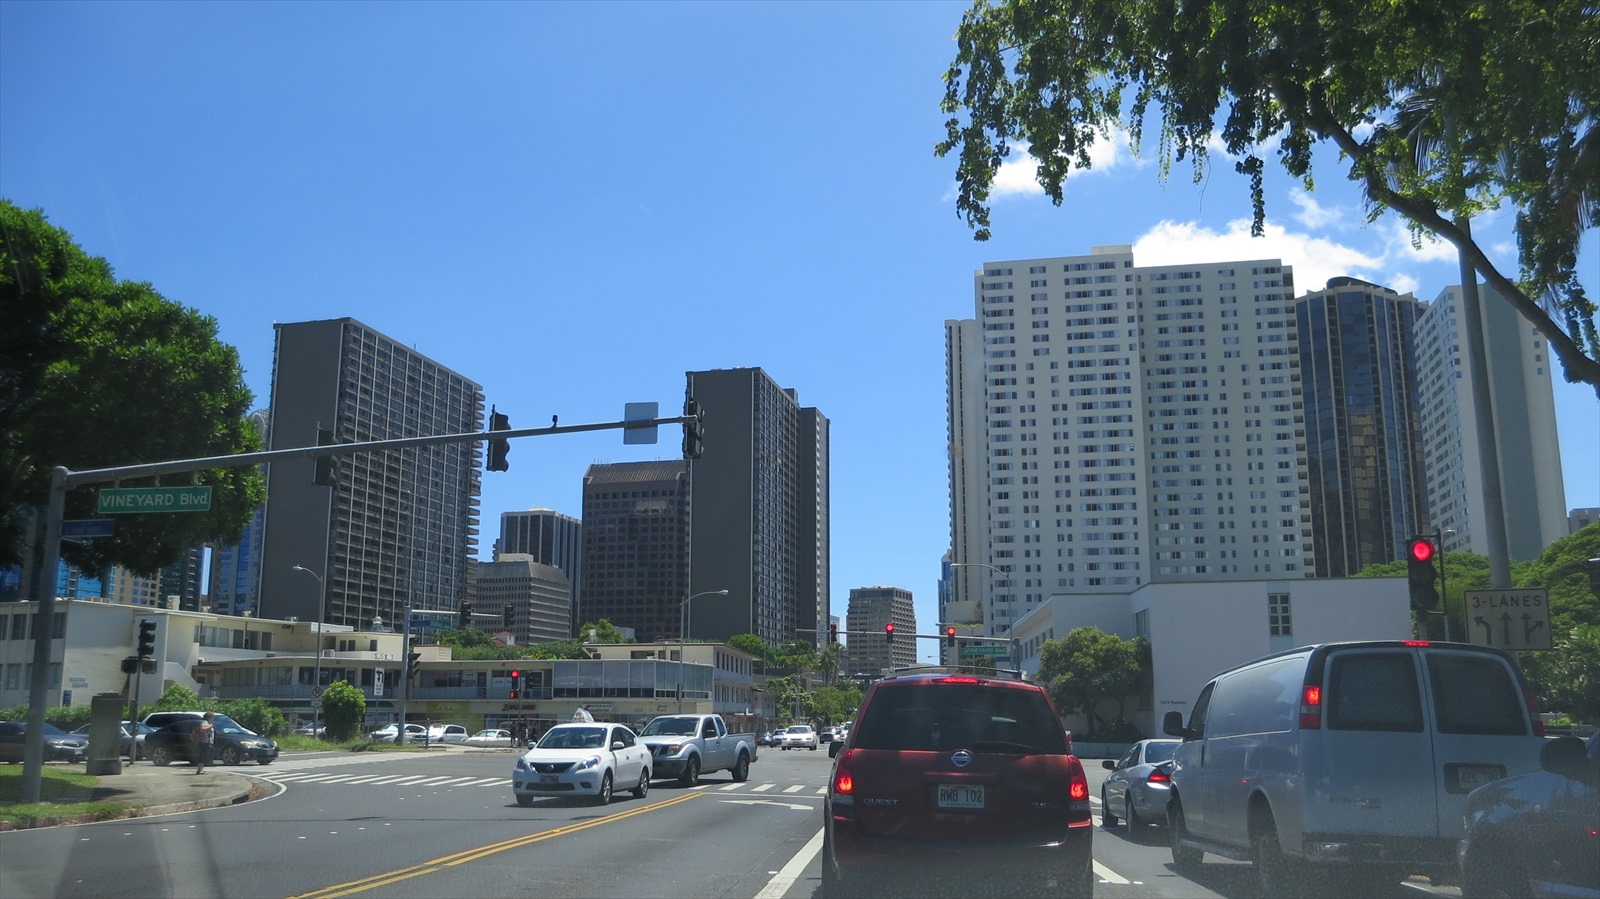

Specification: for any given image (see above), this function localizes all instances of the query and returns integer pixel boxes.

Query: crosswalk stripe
[359,775,419,784]
[782,785,805,793]
[751,783,775,792]
[718,783,743,791]
[425,777,484,787]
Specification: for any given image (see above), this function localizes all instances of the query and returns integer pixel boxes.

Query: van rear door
[1304,648,1439,841]
[1419,647,1544,837]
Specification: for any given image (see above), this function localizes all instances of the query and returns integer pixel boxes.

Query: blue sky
[4,3,1594,662]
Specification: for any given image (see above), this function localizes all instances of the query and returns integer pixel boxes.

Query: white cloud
[1132,219,1384,294]
[988,127,1141,198]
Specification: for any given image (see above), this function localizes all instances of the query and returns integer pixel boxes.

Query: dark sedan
[144,716,279,767]
[0,720,89,763]
[73,720,152,759]
[1459,730,1599,898]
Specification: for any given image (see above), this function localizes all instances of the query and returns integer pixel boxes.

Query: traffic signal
[509,669,521,699]
[406,651,422,679]
[884,622,895,643]
[502,602,514,629]
[486,406,511,472]
[457,601,473,630]
[314,428,337,487]
[1407,536,1440,611]
[682,397,704,460]
[945,625,958,647]
[827,622,838,644]
[136,619,157,657]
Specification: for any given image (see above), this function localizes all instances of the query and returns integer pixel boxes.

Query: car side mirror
[828,740,843,758]
[1102,759,1116,770]
[1163,711,1189,739]
[612,741,625,751]
[1540,736,1590,782]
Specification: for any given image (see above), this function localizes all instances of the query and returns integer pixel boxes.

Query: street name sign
[61,519,116,538]
[962,644,1008,656]
[1462,588,1552,651]
[97,486,212,514]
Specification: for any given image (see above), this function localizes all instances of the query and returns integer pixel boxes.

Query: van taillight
[1525,690,1545,736]
[832,750,855,802]
[1299,684,1323,729]
[1067,757,1091,824]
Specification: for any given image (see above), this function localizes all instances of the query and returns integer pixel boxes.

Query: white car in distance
[464,728,513,748]
[779,724,819,750]
[513,722,651,806]
[427,723,469,744]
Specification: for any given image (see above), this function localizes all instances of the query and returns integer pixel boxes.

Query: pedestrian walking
[191,712,216,774]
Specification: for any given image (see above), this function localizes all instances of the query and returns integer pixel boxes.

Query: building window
[1268,592,1292,636]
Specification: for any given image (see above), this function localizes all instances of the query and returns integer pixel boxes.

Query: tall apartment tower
[496,508,582,603]
[579,460,690,642]
[208,409,270,617]
[258,319,484,628]
[947,246,1312,637]
[844,586,917,675]
[1296,278,1429,576]
[685,368,831,648]
[1413,285,1567,558]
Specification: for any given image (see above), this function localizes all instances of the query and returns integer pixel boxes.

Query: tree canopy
[1034,626,1149,739]
[938,0,1600,393]
[1,201,266,576]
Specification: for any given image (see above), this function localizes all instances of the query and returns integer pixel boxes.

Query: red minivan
[822,672,1093,897]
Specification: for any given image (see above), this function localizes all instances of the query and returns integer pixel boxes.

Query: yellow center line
[287,792,702,899]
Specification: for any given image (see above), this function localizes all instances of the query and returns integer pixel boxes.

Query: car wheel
[633,769,650,799]
[256,758,273,766]
[594,771,613,806]
[731,752,750,782]
[1169,799,1203,874]
[1251,813,1304,899]
[678,755,700,788]
[1126,795,1144,830]
[1101,787,1119,827]
[516,794,532,807]
[150,745,172,767]
[220,746,242,766]
[809,743,816,751]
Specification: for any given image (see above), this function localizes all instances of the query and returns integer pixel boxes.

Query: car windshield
[1143,741,1177,764]
[852,683,1069,755]
[787,726,811,733]
[210,715,254,737]
[537,727,607,750]
[639,716,699,737]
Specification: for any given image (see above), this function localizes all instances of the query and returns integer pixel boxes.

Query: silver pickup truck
[636,713,758,786]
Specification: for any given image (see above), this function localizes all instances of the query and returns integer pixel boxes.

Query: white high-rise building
[1413,284,1567,559]
[946,245,1313,637]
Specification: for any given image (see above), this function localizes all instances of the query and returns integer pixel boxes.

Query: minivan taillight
[1525,690,1546,736]
[831,749,856,805]
[1299,684,1323,729]
[1067,756,1091,825]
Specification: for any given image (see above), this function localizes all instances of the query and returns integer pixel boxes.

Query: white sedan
[513,722,651,806]
[779,724,819,750]
[465,728,512,747]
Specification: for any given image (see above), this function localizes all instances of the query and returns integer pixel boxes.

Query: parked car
[465,728,512,747]
[291,723,326,737]
[1100,738,1179,835]
[512,722,651,806]
[0,721,89,763]
[427,723,469,743]
[823,671,1094,897]
[1459,730,1599,898]
[368,723,427,743]
[143,714,278,767]
[779,724,818,750]
[1163,640,1546,895]
[72,720,152,759]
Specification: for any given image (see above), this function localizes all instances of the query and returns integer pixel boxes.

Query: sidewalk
[0,760,264,832]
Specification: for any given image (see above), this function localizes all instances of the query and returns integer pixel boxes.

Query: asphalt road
[0,748,1472,899]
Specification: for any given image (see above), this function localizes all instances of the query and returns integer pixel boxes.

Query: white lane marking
[425,777,484,787]
[722,799,812,811]
[359,775,419,784]
[751,783,776,792]
[718,783,744,791]
[754,828,825,899]
[1093,860,1131,884]
[781,785,805,793]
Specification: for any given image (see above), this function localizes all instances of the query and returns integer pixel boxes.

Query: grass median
[0,765,131,828]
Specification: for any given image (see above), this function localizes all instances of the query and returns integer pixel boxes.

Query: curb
[0,780,264,832]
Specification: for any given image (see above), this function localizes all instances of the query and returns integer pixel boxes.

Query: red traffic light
[510,670,520,679]
[1408,538,1435,563]
[884,623,894,633]
[944,626,957,637]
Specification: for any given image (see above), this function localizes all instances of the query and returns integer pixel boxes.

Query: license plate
[539,773,558,785]
[938,783,985,809]
[1447,763,1505,794]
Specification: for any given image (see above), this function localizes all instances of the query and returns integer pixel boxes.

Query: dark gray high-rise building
[258,319,483,628]
[1296,278,1429,577]
[686,367,830,648]
[579,460,690,642]
[496,508,582,602]
[845,586,916,675]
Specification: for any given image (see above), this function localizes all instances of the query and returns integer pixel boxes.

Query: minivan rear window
[1426,653,1528,735]
[853,683,1068,755]
[1326,652,1424,732]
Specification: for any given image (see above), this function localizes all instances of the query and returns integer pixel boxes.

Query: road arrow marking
[721,798,813,811]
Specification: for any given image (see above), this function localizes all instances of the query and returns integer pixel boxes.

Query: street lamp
[290,565,326,737]
[678,589,728,713]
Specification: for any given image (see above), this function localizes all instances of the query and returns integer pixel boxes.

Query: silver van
[1162,640,1545,895]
